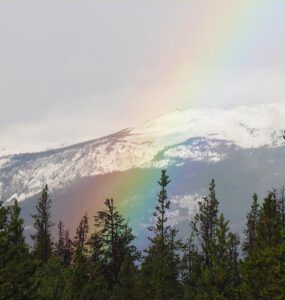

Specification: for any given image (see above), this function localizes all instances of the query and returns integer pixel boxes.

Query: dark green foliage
[0,200,9,274]
[34,257,66,300]
[243,193,259,256]
[187,181,241,299]
[68,214,89,300]
[277,186,285,231]
[0,200,36,299]
[139,169,183,300]
[31,185,53,264]
[241,244,285,299]
[241,191,285,299]
[0,200,9,268]
[152,169,171,240]
[210,214,240,299]
[256,191,282,249]
[111,254,138,300]
[55,221,73,267]
[181,234,202,299]
[2,172,285,299]
[192,179,219,267]
[91,198,137,288]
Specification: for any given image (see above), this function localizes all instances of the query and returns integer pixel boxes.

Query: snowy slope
[0,103,285,204]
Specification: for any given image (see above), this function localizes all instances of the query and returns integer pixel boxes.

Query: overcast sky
[0,0,284,154]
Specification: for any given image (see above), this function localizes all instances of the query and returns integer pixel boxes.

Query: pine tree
[31,185,53,264]
[192,179,219,267]
[256,191,282,249]
[54,221,73,267]
[278,186,285,231]
[139,169,182,300]
[0,200,9,268]
[212,214,240,299]
[91,198,136,288]
[55,220,65,262]
[243,193,259,256]
[0,200,8,231]
[0,200,36,299]
[111,254,138,300]
[241,243,285,299]
[197,214,240,299]
[70,213,89,300]
[242,191,285,298]
[63,229,73,267]
[152,169,171,241]
[181,233,202,299]
[35,256,66,300]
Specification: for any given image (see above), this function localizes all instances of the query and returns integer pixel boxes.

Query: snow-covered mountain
[0,103,284,203]
[1,103,285,242]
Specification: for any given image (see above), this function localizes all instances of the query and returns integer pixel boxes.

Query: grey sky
[0,0,284,154]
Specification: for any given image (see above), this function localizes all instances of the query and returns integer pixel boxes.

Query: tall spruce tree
[241,243,285,299]
[86,230,110,300]
[55,220,65,262]
[0,200,36,299]
[243,193,259,256]
[212,214,240,299]
[63,229,73,267]
[278,186,285,231]
[111,253,138,300]
[256,191,282,249]
[54,221,73,267]
[31,185,53,264]
[242,191,285,298]
[192,179,219,267]
[0,200,8,231]
[0,200,9,267]
[181,233,202,299]
[91,198,137,289]
[139,169,182,300]
[152,169,171,241]
[197,214,240,300]
[71,213,89,300]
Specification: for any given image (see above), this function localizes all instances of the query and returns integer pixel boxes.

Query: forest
[1,169,285,300]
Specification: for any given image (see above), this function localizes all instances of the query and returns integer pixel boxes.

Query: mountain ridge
[1,102,285,206]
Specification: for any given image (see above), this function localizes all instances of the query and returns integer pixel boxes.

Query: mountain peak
[0,102,285,204]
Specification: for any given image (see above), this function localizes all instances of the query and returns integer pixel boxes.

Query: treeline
[1,170,285,299]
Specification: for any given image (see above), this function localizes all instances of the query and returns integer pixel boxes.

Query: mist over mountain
[1,102,285,245]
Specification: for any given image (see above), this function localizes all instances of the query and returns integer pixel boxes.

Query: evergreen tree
[63,229,73,267]
[35,256,66,300]
[181,234,202,299]
[111,254,138,300]
[0,200,8,231]
[242,191,285,298]
[256,191,282,249]
[152,169,171,241]
[192,179,219,267]
[139,169,182,300]
[69,214,89,300]
[212,214,240,299]
[91,199,137,289]
[243,193,259,256]
[0,200,36,299]
[241,243,285,299]
[278,186,285,231]
[0,200,9,269]
[55,220,65,262]
[55,221,73,266]
[197,214,240,299]
[31,185,53,264]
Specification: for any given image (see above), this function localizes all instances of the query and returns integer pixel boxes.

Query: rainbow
[110,1,283,228]
[54,1,284,241]
[128,0,283,118]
